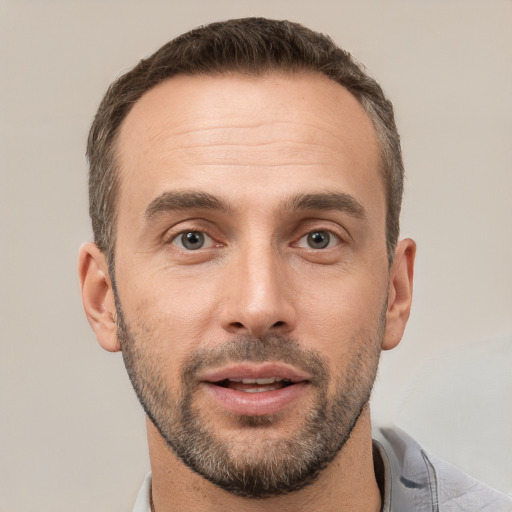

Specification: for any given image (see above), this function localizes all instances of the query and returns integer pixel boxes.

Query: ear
[78,243,120,352]
[382,238,416,351]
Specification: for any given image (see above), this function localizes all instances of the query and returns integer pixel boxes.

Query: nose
[219,243,297,338]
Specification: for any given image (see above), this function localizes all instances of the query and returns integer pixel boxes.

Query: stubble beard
[114,288,384,498]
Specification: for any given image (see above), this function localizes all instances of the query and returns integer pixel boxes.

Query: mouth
[213,377,295,393]
[199,364,311,416]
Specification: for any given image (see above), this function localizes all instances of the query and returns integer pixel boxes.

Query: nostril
[229,320,286,332]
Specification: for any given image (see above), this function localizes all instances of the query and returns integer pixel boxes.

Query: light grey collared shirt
[373,427,512,511]
[133,427,512,511]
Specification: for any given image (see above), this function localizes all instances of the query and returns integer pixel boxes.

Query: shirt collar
[373,427,437,512]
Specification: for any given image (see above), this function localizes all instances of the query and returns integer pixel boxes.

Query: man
[78,18,512,512]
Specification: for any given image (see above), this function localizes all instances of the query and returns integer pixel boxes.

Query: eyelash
[294,230,342,250]
[170,230,219,251]
[165,226,346,253]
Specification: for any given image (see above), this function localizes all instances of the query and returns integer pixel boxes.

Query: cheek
[296,270,387,365]
[299,268,388,327]
[118,271,223,370]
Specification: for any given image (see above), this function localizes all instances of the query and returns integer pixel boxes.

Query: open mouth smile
[199,364,311,416]
[214,377,294,392]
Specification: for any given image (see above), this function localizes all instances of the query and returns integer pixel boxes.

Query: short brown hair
[87,17,404,268]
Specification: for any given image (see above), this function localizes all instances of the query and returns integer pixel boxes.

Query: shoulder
[373,426,512,512]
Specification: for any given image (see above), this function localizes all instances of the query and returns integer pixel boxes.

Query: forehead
[115,71,383,220]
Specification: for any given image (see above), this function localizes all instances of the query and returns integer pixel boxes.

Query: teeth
[218,377,293,392]
[241,377,277,385]
[227,377,291,385]
[242,386,278,393]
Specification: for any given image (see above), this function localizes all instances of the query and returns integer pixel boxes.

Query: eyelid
[161,219,222,248]
[292,219,350,246]
[170,230,217,250]
[294,230,342,249]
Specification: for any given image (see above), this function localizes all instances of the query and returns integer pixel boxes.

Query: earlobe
[78,243,121,352]
[382,238,416,351]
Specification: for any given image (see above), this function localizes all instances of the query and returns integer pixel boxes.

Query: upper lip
[199,363,311,384]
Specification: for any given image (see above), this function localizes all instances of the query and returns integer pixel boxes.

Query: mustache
[181,334,329,385]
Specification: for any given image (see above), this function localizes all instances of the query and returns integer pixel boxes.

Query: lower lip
[202,382,309,416]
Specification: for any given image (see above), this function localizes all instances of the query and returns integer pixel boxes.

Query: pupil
[308,231,330,249]
[182,231,204,250]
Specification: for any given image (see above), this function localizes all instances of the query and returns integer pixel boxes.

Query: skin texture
[79,72,415,511]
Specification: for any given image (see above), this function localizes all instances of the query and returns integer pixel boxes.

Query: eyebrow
[144,191,234,220]
[284,192,367,219]
[144,190,366,221]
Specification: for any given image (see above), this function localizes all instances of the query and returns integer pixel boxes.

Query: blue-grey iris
[308,231,330,249]
[182,231,204,250]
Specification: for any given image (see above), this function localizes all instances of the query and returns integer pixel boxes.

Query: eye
[172,231,213,250]
[297,230,339,250]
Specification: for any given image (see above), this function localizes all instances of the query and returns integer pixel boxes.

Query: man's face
[113,72,390,496]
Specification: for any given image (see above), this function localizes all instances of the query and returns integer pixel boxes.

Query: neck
[147,405,381,512]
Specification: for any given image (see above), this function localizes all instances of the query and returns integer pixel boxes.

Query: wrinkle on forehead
[117,71,380,169]
[114,72,384,233]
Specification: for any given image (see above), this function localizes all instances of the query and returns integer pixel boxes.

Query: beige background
[1,1,511,510]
